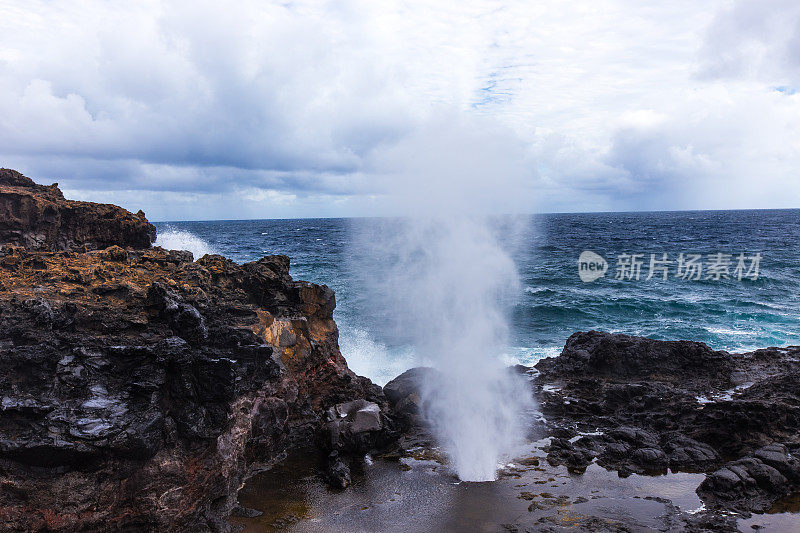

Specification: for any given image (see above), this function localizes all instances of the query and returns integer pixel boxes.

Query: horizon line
[149,206,800,224]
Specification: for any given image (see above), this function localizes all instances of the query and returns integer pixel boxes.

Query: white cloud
[0,0,799,218]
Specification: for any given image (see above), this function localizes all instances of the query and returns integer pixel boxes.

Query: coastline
[0,170,394,531]
[0,169,798,532]
[233,331,800,532]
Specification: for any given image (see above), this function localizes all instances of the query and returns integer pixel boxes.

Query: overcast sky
[1,0,799,220]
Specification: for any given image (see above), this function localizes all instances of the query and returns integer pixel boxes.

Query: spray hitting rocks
[354,116,536,480]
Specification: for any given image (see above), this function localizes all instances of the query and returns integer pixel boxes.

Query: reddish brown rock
[0,168,156,251]
[0,169,396,531]
[0,171,397,532]
[0,245,388,532]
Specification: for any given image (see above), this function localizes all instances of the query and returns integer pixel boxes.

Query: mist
[154,227,218,259]
[354,115,536,481]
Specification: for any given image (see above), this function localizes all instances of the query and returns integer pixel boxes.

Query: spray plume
[356,114,536,481]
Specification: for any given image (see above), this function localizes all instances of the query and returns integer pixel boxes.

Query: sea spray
[338,324,417,387]
[354,215,534,480]
[351,114,536,480]
[154,227,217,259]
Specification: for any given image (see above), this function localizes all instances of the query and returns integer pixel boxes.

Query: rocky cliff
[0,171,391,531]
[0,168,156,251]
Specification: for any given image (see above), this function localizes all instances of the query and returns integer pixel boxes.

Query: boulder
[698,455,792,512]
[383,367,441,426]
[663,435,720,470]
[535,330,734,390]
[325,399,385,453]
[325,451,352,489]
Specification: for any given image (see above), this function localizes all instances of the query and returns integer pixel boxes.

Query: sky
[1,0,799,220]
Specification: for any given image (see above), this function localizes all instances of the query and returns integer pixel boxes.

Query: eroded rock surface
[534,330,800,514]
[0,246,389,531]
[0,170,391,532]
[0,168,155,251]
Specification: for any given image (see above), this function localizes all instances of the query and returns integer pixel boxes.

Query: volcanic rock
[0,168,155,251]
[534,330,800,513]
[0,171,392,531]
[383,366,441,427]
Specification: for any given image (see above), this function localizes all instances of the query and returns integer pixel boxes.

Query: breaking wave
[154,227,217,261]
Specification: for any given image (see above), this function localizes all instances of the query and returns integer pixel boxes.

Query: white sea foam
[505,345,562,366]
[524,286,548,295]
[154,228,217,260]
[705,327,752,336]
[338,326,418,387]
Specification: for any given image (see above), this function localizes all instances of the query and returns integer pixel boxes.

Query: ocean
[154,209,800,385]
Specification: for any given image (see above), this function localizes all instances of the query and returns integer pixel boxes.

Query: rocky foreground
[1,168,798,532]
[0,170,395,531]
[534,331,800,516]
[382,332,800,530]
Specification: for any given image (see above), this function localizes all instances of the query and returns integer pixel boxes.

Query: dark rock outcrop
[534,330,800,513]
[0,174,393,532]
[382,366,440,427]
[535,330,734,389]
[322,399,395,488]
[698,443,800,513]
[0,168,156,251]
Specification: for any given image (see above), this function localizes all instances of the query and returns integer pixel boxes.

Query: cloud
[699,0,800,85]
[0,1,410,171]
[0,0,799,218]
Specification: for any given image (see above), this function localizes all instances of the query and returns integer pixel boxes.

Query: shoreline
[0,169,798,532]
[233,331,800,532]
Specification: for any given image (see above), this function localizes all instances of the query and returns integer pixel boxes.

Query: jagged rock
[630,447,669,470]
[0,168,156,251]
[544,437,595,470]
[754,443,796,476]
[698,443,800,513]
[321,398,394,488]
[0,193,387,531]
[534,330,800,515]
[325,451,351,489]
[663,435,720,470]
[699,457,787,512]
[536,330,734,389]
[146,281,208,343]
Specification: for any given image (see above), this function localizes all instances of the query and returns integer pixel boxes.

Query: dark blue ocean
[155,210,800,385]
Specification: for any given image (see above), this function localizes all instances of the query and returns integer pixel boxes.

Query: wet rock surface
[382,366,441,428]
[233,434,758,533]
[534,330,800,517]
[0,171,393,532]
[322,399,397,488]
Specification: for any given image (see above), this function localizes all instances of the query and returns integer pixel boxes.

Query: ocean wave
[524,286,554,296]
[706,327,753,336]
[505,345,562,366]
[337,325,418,386]
[154,228,217,260]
